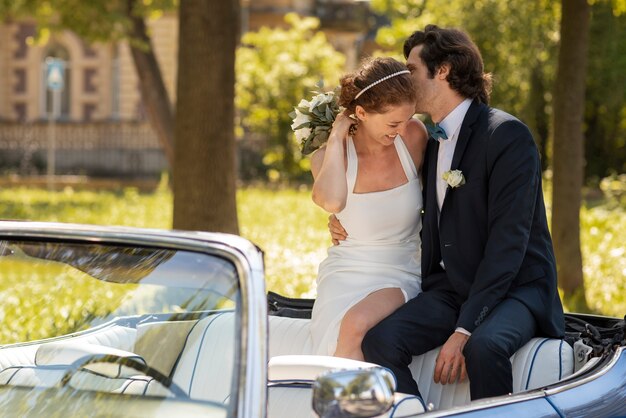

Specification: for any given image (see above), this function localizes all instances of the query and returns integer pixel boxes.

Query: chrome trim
[419,390,548,417]
[544,346,624,395]
[0,221,268,418]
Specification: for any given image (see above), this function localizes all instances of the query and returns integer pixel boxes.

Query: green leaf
[311,107,324,118]
[292,122,311,130]
[301,131,318,155]
[297,107,313,116]
[325,105,334,121]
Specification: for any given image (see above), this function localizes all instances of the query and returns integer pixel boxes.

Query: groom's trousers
[361,277,537,400]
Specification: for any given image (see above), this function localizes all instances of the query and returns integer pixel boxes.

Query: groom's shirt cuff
[455,327,471,337]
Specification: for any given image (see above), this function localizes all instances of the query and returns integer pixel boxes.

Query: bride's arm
[310,113,353,213]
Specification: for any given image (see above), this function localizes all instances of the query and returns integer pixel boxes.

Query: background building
[0,0,380,178]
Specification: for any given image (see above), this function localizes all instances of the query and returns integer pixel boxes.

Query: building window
[41,44,71,120]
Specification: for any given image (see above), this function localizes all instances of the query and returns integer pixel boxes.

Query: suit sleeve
[456,120,540,333]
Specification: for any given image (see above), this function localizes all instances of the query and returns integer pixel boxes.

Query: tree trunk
[528,65,550,172]
[172,0,240,233]
[552,0,590,312]
[126,0,175,167]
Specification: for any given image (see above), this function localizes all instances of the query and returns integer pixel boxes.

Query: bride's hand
[330,112,356,139]
[328,214,347,245]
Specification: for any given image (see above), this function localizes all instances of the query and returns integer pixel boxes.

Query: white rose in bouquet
[291,108,311,131]
[289,83,343,155]
[294,127,312,143]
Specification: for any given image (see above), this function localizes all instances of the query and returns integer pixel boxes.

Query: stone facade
[0,1,377,177]
[0,15,179,123]
[0,2,376,123]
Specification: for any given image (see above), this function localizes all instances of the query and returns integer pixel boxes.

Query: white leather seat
[268,316,314,356]
[0,314,237,402]
[0,324,138,389]
[144,312,236,403]
[408,337,573,409]
[0,311,575,415]
[134,319,197,376]
[267,315,574,411]
[0,324,136,372]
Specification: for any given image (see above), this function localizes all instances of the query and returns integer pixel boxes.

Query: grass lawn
[0,182,624,316]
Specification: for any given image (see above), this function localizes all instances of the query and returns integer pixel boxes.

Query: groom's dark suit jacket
[421,99,564,337]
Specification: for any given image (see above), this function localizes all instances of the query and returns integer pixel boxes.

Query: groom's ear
[436,63,451,80]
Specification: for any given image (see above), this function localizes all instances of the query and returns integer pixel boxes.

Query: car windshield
[0,238,240,417]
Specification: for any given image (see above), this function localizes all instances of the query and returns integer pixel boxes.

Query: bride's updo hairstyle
[339,57,416,114]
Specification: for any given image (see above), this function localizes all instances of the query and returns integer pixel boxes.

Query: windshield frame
[0,221,267,418]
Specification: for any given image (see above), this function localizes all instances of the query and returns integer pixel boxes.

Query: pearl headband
[354,70,411,100]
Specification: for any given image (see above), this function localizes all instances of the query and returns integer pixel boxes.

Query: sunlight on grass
[0,258,131,344]
[0,183,623,316]
[0,184,172,228]
[581,205,626,316]
[237,187,329,298]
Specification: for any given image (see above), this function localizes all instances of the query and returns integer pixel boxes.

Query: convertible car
[0,221,624,417]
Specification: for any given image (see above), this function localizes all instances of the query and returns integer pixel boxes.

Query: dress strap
[345,136,358,192]
[394,135,418,180]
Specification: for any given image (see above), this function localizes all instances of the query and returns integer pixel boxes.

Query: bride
[309,57,428,360]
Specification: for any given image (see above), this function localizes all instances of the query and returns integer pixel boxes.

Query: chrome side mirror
[312,367,395,418]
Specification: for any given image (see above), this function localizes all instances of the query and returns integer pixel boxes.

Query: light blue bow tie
[427,123,448,142]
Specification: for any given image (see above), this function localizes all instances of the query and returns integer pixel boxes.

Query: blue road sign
[46,59,65,91]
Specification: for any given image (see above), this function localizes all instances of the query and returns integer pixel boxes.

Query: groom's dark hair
[404,25,492,104]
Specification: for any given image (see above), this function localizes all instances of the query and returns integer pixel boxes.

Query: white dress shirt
[435,98,473,337]
[436,98,473,211]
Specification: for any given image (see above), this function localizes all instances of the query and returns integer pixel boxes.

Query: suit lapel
[426,140,439,213]
[422,139,441,273]
[450,99,483,169]
[442,100,484,204]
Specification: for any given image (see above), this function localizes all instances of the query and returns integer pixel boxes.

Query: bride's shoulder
[403,118,428,144]
[400,118,428,156]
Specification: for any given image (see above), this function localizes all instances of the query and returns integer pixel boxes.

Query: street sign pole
[46,58,64,190]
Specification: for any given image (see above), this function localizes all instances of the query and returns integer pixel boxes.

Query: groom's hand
[434,332,469,385]
[328,214,347,245]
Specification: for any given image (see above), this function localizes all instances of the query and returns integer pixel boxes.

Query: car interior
[0,308,582,417]
[0,238,622,418]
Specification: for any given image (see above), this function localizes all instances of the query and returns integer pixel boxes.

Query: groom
[330,25,565,400]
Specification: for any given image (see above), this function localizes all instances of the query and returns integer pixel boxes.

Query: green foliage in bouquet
[290,82,343,155]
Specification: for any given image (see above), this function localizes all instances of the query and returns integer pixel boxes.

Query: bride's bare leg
[334,288,405,361]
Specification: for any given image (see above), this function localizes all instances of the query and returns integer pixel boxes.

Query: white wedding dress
[310,135,423,355]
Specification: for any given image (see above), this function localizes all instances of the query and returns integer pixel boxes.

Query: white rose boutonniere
[442,170,465,188]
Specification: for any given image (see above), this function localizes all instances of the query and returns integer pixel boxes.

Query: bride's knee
[340,310,372,340]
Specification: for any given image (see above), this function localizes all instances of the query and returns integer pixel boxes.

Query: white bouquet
[290,85,343,155]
